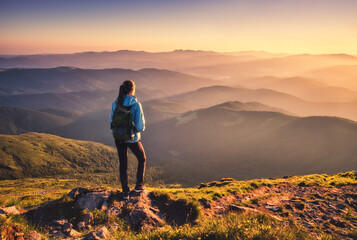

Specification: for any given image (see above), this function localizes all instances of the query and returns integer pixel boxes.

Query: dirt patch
[200,183,357,239]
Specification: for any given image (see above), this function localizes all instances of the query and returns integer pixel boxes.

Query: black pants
[115,139,146,192]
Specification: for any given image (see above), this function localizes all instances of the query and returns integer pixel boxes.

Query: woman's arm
[132,102,145,132]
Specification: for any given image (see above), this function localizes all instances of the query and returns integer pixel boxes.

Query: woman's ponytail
[117,80,135,108]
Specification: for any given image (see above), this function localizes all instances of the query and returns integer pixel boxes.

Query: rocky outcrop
[127,207,163,231]
[74,192,110,211]
[0,206,20,215]
[20,184,356,240]
[85,226,112,239]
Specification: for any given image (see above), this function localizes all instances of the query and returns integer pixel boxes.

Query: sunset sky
[1,0,357,55]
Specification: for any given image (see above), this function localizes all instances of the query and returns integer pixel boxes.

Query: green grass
[150,171,357,203]
[112,212,315,240]
[0,171,355,239]
[0,132,163,185]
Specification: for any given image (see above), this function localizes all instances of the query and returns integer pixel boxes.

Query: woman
[109,80,146,200]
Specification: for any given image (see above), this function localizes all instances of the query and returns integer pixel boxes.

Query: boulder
[68,229,82,237]
[0,206,20,215]
[128,208,163,231]
[68,187,90,200]
[86,226,112,239]
[75,192,109,211]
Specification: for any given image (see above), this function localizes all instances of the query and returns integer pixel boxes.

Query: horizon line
[1,49,356,57]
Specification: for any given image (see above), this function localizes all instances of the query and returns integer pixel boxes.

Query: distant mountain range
[143,101,357,185]
[236,76,357,102]
[0,89,115,112]
[185,54,357,79]
[169,85,357,121]
[0,50,262,70]
[0,67,216,96]
[305,65,357,90]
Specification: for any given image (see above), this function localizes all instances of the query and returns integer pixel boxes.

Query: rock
[68,229,82,237]
[28,230,41,240]
[128,208,163,231]
[68,187,90,200]
[52,219,68,226]
[77,221,86,229]
[95,227,111,239]
[86,226,112,239]
[107,207,121,217]
[81,213,94,225]
[0,206,20,215]
[101,200,108,211]
[75,192,109,211]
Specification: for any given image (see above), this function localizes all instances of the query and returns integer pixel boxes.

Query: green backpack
[112,104,135,141]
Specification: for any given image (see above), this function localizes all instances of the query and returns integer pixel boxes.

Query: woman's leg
[115,139,130,192]
[128,141,147,187]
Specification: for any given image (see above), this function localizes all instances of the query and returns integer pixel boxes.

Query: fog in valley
[1,50,357,185]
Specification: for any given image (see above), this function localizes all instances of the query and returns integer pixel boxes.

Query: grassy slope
[0,132,162,184]
[0,171,356,239]
[0,106,78,134]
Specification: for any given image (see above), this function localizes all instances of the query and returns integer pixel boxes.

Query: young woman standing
[109,80,146,200]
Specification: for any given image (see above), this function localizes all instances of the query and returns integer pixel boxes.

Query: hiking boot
[134,184,146,193]
[123,191,130,200]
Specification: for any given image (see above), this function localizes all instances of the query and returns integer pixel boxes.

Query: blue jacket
[109,94,145,143]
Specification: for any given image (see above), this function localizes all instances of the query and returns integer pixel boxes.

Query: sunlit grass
[0,171,355,239]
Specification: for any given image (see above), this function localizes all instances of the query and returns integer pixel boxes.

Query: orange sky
[1,0,357,55]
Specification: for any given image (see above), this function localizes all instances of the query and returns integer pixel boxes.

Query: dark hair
[117,80,135,107]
